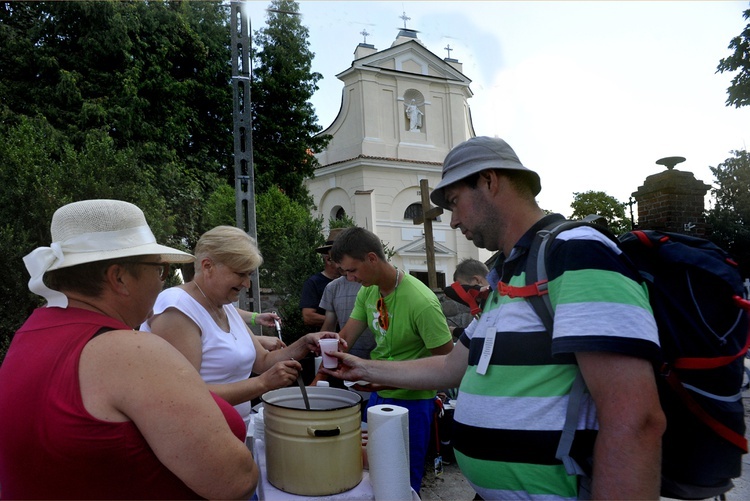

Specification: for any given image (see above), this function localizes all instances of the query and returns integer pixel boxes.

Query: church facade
[305,28,484,288]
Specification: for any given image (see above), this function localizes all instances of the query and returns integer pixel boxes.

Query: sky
[243,1,750,217]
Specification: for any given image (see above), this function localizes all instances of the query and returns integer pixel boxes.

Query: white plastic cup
[319,338,340,369]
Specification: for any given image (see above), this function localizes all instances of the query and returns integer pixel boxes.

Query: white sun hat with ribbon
[23,199,194,308]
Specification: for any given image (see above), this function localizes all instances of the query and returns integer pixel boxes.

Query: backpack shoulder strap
[507,215,617,478]
[523,216,616,330]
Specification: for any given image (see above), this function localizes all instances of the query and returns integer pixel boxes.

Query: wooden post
[413,179,443,290]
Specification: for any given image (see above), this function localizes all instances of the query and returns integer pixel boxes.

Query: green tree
[0,1,233,249]
[0,1,334,360]
[0,115,182,362]
[717,8,750,108]
[0,1,233,361]
[569,190,632,236]
[329,214,357,229]
[251,0,331,205]
[706,150,750,277]
[256,186,325,342]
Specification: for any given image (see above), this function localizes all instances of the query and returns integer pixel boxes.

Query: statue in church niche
[405,99,423,131]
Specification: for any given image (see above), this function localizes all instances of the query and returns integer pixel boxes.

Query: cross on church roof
[360,29,370,44]
[399,11,410,29]
[444,44,453,58]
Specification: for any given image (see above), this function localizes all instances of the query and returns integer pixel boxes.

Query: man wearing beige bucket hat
[0,199,258,499]
[322,137,665,500]
[299,228,344,331]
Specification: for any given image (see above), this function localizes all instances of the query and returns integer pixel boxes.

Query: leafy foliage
[0,0,232,250]
[0,114,180,360]
[251,0,331,204]
[256,186,325,342]
[706,150,750,277]
[0,0,333,361]
[329,213,357,229]
[717,8,750,108]
[569,190,632,236]
[0,1,233,362]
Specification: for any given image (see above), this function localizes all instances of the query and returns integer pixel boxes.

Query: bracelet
[250,312,258,326]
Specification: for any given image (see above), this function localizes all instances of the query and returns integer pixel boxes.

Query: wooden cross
[413,179,444,290]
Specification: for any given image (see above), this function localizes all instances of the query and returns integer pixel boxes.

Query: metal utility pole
[230,0,260,312]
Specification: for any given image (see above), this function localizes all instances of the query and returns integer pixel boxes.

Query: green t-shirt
[350,272,452,400]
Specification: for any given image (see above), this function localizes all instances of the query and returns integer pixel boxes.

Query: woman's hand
[257,359,301,392]
[256,335,286,351]
[255,311,281,328]
[302,331,348,356]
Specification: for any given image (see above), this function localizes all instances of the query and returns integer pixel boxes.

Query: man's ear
[479,169,499,190]
[366,251,379,265]
[105,263,130,296]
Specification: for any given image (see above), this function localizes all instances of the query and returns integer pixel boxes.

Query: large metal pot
[261,386,363,496]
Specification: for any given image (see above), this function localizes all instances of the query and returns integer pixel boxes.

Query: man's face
[323,253,341,277]
[336,255,374,287]
[444,180,499,251]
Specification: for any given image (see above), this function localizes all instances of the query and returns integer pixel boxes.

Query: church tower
[306,20,479,288]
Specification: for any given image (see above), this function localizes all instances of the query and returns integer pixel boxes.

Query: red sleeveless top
[0,307,246,499]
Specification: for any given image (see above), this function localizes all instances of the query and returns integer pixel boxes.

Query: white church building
[305,26,485,288]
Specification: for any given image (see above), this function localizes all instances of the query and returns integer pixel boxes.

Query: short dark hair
[454,258,489,282]
[330,227,386,262]
[462,169,537,199]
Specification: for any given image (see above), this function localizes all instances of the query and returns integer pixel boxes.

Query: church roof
[396,237,455,256]
[337,38,471,84]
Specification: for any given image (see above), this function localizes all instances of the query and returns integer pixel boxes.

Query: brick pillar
[631,169,711,237]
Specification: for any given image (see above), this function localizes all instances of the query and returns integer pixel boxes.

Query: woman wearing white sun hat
[0,199,258,500]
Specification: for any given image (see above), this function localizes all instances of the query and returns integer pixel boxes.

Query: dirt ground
[420,454,476,501]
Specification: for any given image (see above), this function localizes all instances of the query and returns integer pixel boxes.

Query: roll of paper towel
[367,404,410,500]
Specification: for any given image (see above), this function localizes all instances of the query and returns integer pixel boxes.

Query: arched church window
[330,206,347,222]
[404,203,441,222]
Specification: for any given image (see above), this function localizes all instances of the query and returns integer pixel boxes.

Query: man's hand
[319,351,369,382]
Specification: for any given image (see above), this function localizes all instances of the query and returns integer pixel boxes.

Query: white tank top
[142,287,257,427]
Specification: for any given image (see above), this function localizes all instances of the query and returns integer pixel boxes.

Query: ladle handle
[296,375,311,410]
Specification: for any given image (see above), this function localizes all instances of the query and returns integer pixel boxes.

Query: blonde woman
[142,226,340,427]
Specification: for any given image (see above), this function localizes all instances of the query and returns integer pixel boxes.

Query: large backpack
[499,218,750,500]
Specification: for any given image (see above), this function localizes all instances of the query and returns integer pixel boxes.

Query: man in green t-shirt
[328,227,453,494]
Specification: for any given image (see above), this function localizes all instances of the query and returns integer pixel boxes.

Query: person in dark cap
[299,228,343,331]
[322,136,665,500]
